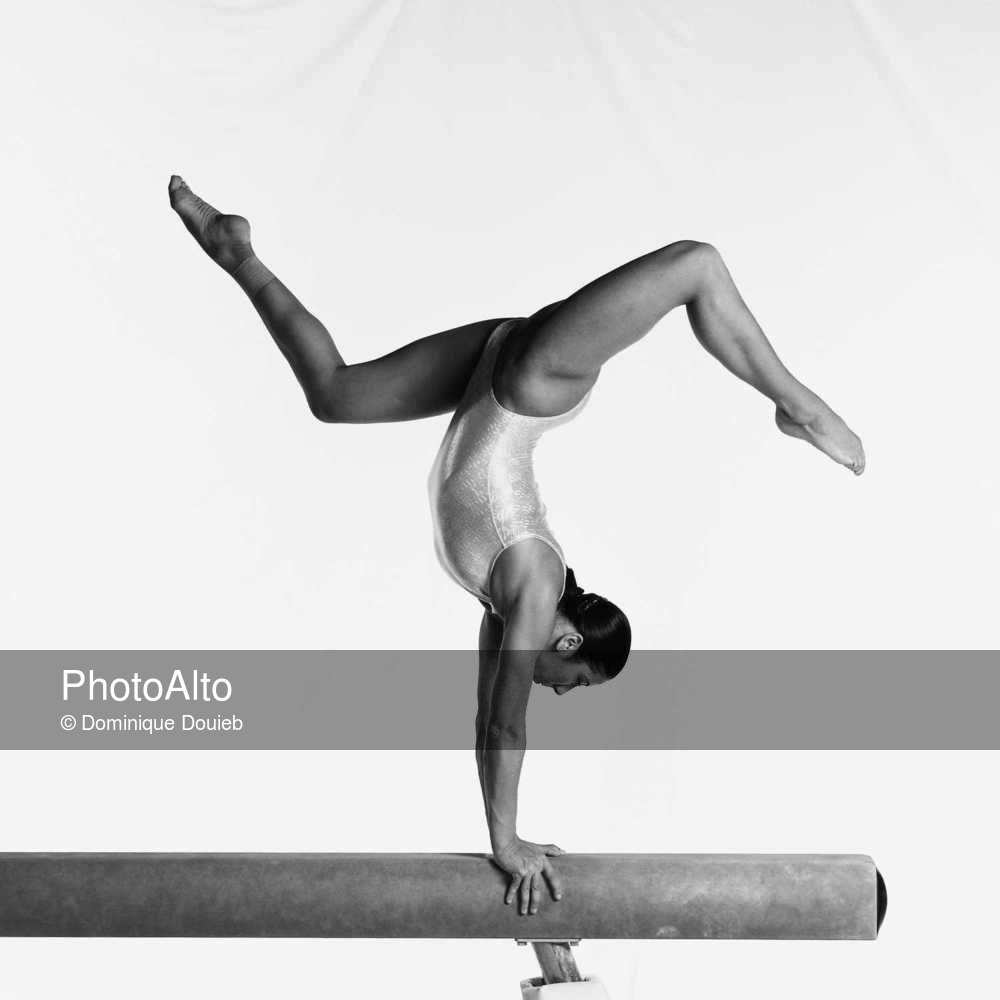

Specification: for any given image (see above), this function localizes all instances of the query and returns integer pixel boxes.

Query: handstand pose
[169,175,864,916]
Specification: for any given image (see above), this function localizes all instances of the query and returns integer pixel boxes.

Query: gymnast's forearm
[482,727,526,850]
[475,735,489,822]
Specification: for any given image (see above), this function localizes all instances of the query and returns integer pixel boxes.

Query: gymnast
[168,175,865,916]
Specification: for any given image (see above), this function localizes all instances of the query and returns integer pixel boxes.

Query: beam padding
[0,853,884,939]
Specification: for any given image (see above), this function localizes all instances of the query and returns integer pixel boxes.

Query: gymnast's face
[532,652,603,695]
[532,620,605,694]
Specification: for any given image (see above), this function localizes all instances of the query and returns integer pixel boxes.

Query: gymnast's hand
[492,837,566,915]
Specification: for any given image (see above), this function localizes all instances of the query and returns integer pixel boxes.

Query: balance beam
[0,853,885,940]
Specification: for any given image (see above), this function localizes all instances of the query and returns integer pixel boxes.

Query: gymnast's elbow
[485,719,525,745]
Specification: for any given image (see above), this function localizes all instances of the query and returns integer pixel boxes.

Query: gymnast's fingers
[542,860,563,901]
[520,874,533,915]
[506,874,521,906]
[529,872,543,914]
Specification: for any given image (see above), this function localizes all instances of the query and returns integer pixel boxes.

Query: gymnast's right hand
[492,837,565,915]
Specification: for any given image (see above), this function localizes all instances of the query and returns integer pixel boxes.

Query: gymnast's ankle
[231,254,277,299]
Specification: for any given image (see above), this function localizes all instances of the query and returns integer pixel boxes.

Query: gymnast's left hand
[493,837,566,915]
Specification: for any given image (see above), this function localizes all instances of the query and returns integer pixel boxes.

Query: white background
[2,0,997,648]
[2,1,997,998]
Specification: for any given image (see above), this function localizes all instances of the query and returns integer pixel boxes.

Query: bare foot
[168,175,254,273]
[775,402,866,475]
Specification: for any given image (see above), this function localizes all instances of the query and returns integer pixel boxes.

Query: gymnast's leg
[168,175,498,423]
[526,240,865,473]
[683,243,865,473]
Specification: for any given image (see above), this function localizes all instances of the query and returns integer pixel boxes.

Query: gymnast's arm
[475,605,503,821]
[481,585,564,912]
[481,617,537,853]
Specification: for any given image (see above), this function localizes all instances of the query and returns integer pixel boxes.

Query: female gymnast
[168,175,864,916]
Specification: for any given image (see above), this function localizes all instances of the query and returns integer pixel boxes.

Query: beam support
[531,942,583,984]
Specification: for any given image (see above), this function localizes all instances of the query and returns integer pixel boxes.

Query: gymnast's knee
[307,392,338,422]
[662,239,723,269]
[308,386,355,423]
[306,370,353,423]
[657,240,726,296]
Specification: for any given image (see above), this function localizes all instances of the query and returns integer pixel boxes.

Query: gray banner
[0,651,996,750]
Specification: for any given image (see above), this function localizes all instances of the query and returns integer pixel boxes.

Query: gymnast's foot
[775,398,866,475]
[168,175,255,273]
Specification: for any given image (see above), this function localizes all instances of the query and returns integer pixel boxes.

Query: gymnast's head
[532,567,631,694]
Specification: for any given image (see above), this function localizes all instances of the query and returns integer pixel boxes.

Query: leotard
[428,318,591,610]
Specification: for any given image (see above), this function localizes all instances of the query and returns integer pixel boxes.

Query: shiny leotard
[428,318,591,609]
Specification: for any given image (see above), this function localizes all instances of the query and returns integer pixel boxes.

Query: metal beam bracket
[516,938,580,946]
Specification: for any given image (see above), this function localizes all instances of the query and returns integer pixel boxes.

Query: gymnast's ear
[555,631,583,653]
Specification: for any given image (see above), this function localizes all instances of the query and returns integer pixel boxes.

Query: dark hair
[557,566,630,680]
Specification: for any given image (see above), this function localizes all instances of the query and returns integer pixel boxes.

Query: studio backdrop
[3,0,997,648]
[2,4,998,1000]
